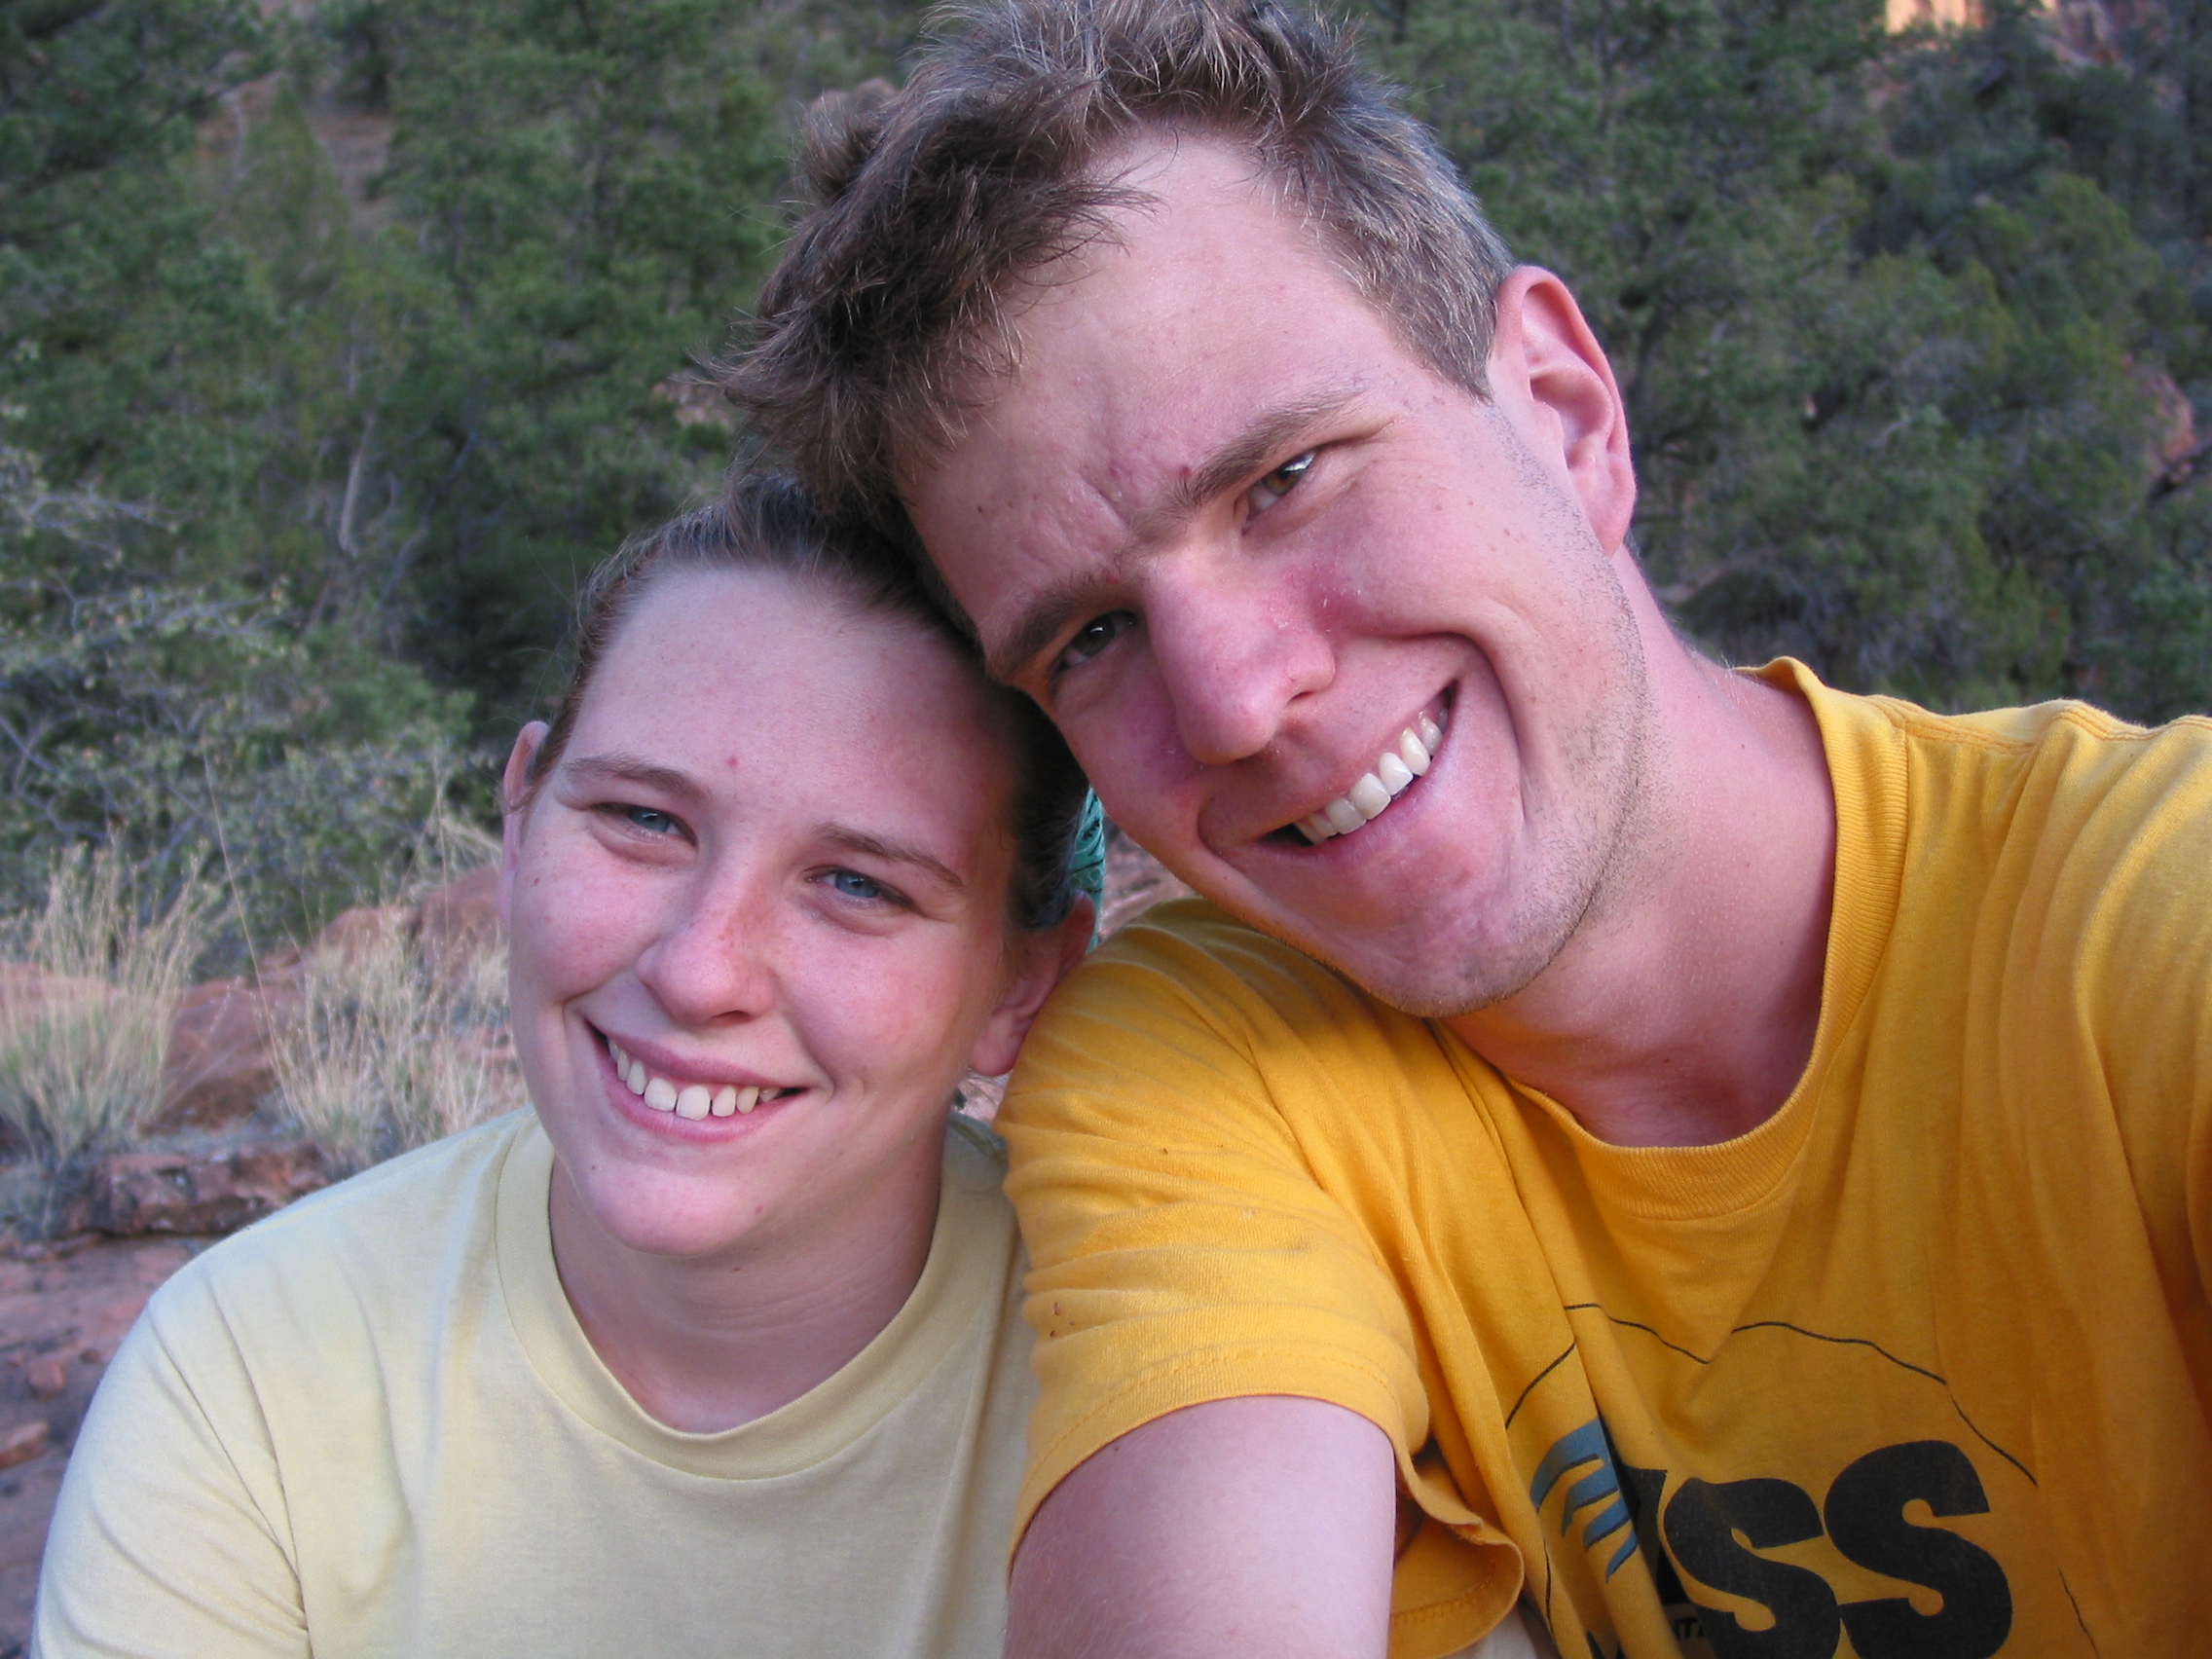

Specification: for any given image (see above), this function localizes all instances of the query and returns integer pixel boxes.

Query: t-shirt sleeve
[32,1270,308,1659]
[999,909,1435,1545]
[2039,716,2212,1340]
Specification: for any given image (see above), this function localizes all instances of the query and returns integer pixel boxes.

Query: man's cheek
[1075,744,1186,863]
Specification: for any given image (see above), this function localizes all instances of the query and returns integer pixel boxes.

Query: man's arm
[1007,1396,1397,1659]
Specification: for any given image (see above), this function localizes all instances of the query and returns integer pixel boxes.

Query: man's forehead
[899,136,1422,645]
[920,226,1388,505]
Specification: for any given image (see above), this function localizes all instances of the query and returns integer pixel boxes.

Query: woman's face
[499,568,1067,1262]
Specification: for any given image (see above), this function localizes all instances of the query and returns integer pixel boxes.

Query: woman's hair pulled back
[525,474,1091,933]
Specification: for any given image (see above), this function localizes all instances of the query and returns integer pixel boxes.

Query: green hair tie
[1068,790,1108,941]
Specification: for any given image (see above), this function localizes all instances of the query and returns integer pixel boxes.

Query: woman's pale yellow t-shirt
[35,1111,1034,1658]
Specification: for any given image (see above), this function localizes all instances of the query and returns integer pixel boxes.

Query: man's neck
[1445,651,1838,1150]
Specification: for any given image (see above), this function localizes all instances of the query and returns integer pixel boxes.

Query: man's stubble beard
[1348,505,1658,1023]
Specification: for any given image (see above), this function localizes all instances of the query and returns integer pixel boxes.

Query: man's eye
[620,805,681,835]
[1057,609,1136,672]
[1249,450,1316,510]
[828,869,893,903]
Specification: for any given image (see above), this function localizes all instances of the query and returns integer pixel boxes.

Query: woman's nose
[631,866,777,1027]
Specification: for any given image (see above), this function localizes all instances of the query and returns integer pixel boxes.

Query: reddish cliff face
[1886,0,2169,68]
[2046,0,2170,64]
[1886,0,1984,30]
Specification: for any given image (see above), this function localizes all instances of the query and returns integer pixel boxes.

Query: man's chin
[1225,890,1558,1021]
[1334,943,1554,1023]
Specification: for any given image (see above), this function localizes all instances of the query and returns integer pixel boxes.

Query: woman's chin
[559,1161,776,1263]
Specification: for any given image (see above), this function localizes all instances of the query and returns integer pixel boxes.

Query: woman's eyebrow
[561,753,699,799]
[819,826,966,891]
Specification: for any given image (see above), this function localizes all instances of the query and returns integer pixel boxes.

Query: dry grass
[265,816,526,1177]
[0,848,213,1220]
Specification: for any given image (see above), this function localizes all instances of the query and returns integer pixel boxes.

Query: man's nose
[1145,563,1334,767]
[632,862,777,1028]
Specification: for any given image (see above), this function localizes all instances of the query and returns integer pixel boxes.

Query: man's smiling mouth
[605,1034,800,1121]
[1294,708,1448,844]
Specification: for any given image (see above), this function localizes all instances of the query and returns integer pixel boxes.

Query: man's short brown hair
[730,0,1515,534]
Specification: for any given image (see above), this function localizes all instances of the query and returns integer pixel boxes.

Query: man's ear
[1487,266,1638,556]
[498,721,550,932]
[968,896,1096,1080]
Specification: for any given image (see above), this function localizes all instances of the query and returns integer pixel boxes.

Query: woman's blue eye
[624,806,680,834]
[830,869,890,902]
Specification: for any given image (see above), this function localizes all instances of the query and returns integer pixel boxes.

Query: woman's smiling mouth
[604,1034,801,1120]
[1295,705,1448,844]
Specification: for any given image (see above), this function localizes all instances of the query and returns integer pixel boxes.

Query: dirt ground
[0,1235,207,1654]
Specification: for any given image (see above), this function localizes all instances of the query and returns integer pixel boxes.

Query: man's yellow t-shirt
[999,663,2212,1659]
[35,1110,1036,1658]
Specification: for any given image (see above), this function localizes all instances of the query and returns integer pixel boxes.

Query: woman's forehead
[574,567,1014,825]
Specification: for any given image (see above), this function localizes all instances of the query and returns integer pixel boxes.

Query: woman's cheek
[517,829,657,999]
[800,940,984,1091]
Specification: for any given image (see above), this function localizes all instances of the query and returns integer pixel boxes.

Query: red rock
[61,1141,328,1237]
[0,963,114,1023]
[0,968,118,1133]
[22,1360,63,1402]
[152,977,282,1130]
[414,866,502,974]
[312,902,413,965]
[2128,358,2200,484]
[0,1423,46,1471]
[140,867,502,1134]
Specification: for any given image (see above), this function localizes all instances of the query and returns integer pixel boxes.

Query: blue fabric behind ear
[1070,791,1108,944]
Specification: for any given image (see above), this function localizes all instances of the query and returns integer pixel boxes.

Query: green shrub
[0,444,487,961]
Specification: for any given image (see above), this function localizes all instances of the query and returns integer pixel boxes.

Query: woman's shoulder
[942,1111,1009,1192]
[141,1110,538,1352]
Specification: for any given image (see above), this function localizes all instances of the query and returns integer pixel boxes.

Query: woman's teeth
[606,1040,783,1119]
[1301,714,1444,844]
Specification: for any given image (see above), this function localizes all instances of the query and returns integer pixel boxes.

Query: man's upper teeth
[1302,714,1445,843]
[607,1040,769,1116]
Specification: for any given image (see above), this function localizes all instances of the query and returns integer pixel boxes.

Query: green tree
[0,443,474,955]
[1377,0,2212,719]
[353,0,811,718]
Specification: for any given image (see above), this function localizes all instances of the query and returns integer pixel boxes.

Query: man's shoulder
[1886,696,2212,879]
[1784,664,2212,886]
[144,1110,531,1350]
[1010,896,1471,1142]
[1054,896,1412,1046]
[1836,672,2212,793]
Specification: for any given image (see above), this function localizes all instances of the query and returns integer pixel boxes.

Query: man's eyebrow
[560,753,698,797]
[983,383,1366,685]
[1156,383,1365,528]
[818,825,966,891]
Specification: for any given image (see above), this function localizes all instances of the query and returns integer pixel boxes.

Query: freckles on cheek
[808,955,980,1082]
[514,862,644,994]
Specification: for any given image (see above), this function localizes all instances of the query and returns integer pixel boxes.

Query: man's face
[903,140,1650,1015]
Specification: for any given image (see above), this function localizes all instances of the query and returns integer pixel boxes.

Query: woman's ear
[498,721,551,932]
[966,896,1096,1080]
